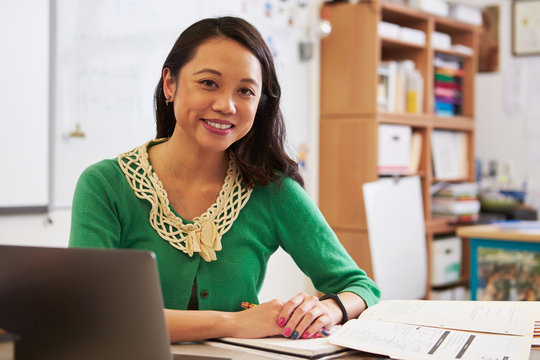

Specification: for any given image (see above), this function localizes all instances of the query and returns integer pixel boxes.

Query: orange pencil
[240,301,257,309]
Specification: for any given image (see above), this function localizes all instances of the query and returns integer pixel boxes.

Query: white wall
[464,0,540,211]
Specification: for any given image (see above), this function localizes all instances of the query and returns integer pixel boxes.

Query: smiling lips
[201,118,234,135]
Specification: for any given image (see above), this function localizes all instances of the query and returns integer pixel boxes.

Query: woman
[69,16,380,342]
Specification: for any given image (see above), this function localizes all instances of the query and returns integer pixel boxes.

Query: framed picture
[470,238,540,301]
[512,0,540,56]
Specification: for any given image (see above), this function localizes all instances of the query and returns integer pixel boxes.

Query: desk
[170,341,540,360]
[457,224,540,301]
[170,342,385,359]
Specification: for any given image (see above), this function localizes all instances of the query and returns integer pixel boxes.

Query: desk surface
[171,341,540,360]
[457,224,540,242]
[171,342,385,359]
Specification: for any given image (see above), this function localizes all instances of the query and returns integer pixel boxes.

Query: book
[209,335,351,359]
[329,300,537,360]
[408,132,422,174]
[378,60,423,115]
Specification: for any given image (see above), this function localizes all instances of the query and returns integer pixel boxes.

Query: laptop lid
[0,245,172,360]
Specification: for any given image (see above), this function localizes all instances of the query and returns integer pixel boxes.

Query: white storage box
[409,0,449,17]
[399,27,426,46]
[431,236,462,286]
[449,3,482,26]
[377,124,412,175]
[431,31,452,50]
[378,21,401,40]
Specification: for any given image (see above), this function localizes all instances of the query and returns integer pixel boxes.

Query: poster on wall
[513,0,540,56]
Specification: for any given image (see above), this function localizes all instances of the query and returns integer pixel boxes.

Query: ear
[162,67,176,101]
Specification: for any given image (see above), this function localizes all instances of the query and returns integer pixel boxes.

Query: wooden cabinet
[319,1,480,297]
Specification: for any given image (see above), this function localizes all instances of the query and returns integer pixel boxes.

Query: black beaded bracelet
[319,293,348,325]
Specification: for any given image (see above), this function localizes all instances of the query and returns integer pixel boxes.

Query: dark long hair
[154,16,303,187]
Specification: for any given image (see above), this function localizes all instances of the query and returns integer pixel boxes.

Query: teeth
[205,120,232,130]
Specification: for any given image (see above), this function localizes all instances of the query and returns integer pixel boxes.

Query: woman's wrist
[319,294,347,325]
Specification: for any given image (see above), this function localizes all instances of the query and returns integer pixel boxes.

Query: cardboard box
[377,124,412,175]
[431,236,462,286]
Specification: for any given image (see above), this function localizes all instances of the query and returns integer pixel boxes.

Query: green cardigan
[69,149,380,311]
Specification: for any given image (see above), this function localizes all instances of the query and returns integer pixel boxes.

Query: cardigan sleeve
[69,160,123,249]
[270,177,381,308]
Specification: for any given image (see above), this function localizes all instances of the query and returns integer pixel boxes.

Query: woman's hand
[229,299,285,338]
[277,292,342,340]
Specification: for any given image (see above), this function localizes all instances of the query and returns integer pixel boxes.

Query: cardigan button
[200,290,209,299]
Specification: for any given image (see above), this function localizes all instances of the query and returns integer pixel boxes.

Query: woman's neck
[165,135,229,185]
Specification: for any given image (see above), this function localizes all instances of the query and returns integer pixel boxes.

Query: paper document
[359,300,534,336]
[330,318,532,360]
[209,336,349,359]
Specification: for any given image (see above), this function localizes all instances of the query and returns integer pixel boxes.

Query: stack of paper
[432,182,479,223]
[431,130,468,180]
[534,321,540,348]
[329,300,536,360]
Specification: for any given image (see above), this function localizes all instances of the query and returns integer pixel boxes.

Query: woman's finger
[281,293,318,338]
[277,292,304,329]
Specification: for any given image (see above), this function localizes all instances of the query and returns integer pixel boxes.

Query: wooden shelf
[320,1,479,298]
[377,112,428,127]
[434,48,474,59]
[381,37,426,50]
[431,115,474,131]
[434,15,479,34]
[426,218,457,235]
[431,278,469,291]
[382,2,429,22]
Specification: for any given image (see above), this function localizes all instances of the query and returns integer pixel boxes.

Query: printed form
[330,318,531,360]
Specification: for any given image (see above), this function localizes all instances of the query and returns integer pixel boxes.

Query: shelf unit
[319,1,480,297]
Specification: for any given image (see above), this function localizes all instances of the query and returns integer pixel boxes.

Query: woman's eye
[239,88,255,96]
[199,79,217,88]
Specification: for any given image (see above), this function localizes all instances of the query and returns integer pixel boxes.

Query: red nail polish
[283,327,291,337]
[302,332,310,339]
[313,333,320,339]
[278,317,285,327]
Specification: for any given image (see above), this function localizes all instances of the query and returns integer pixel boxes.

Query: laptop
[0,245,173,360]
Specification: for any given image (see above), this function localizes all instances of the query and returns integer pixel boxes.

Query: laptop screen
[0,245,172,360]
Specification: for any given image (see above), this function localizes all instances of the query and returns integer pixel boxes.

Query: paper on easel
[363,176,427,300]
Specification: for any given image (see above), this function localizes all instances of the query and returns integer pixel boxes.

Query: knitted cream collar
[118,139,252,262]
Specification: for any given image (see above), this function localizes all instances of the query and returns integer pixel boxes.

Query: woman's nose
[212,91,236,115]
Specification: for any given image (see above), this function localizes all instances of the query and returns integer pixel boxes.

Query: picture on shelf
[476,246,540,301]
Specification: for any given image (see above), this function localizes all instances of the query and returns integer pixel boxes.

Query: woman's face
[164,37,263,153]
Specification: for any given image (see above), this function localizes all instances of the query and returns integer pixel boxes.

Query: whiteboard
[0,0,49,210]
[52,0,315,207]
[363,176,427,300]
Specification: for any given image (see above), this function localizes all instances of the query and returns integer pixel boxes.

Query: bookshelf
[319,1,479,297]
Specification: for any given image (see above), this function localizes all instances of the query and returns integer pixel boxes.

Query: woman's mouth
[204,119,233,130]
[201,119,234,135]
